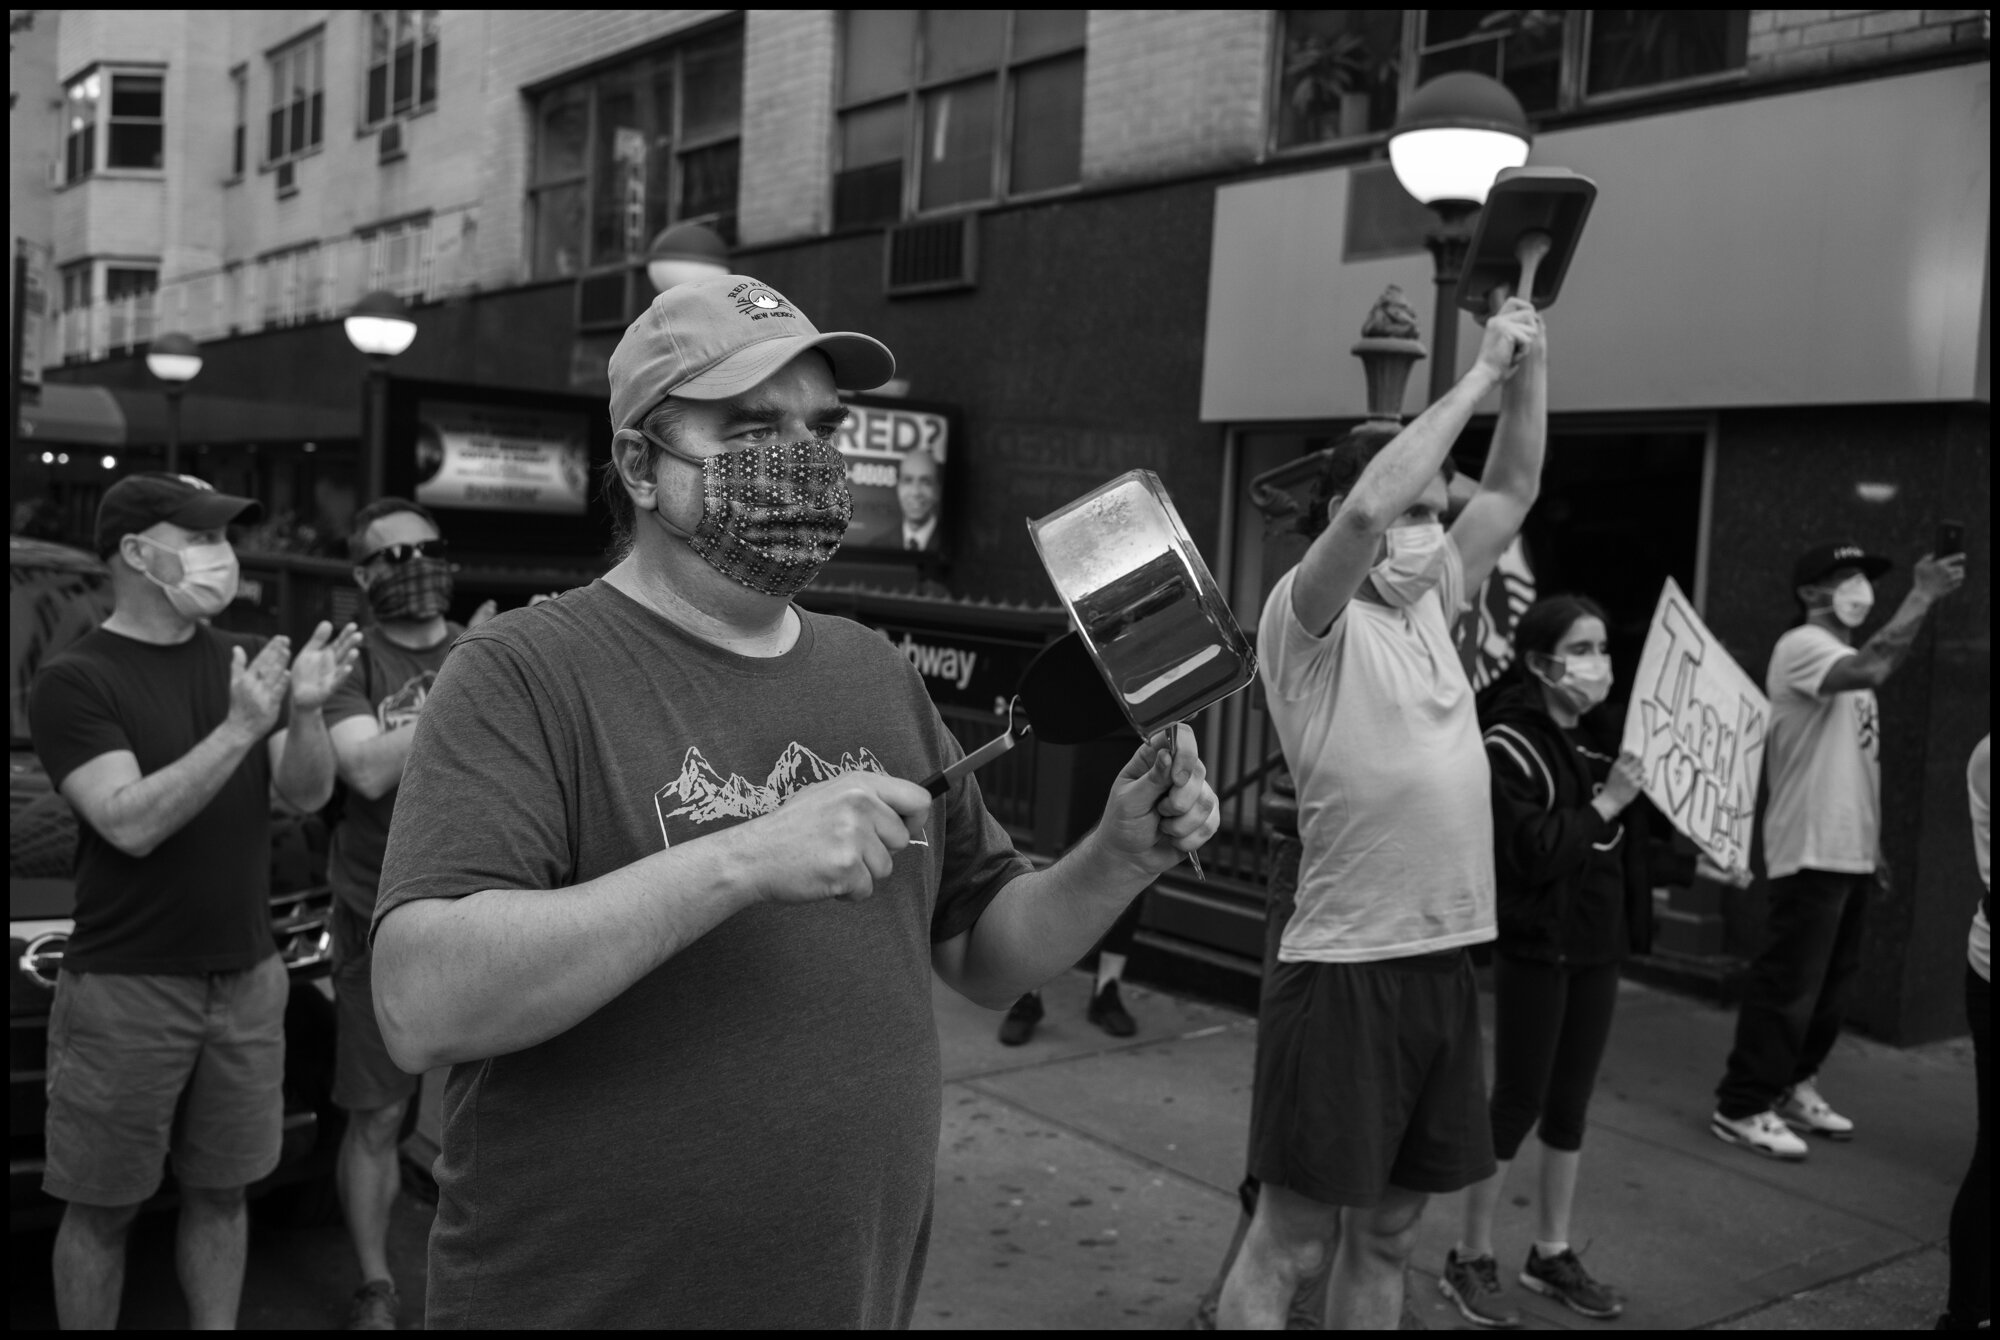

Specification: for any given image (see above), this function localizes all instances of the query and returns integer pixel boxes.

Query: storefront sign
[836,402,951,554]
[1619,578,1769,875]
[413,401,591,516]
[869,620,1039,715]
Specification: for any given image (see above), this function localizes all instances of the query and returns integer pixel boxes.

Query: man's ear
[611,432,661,507]
[352,565,371,591]
[116,534,148,575]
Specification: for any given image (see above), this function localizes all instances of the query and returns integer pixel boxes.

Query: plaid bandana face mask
[619,428,854,598]
[363,555,455,622]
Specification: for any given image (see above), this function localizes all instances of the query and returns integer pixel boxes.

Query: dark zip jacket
[1481,682,1654,964]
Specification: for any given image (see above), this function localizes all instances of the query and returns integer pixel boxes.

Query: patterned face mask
[617,428,854,598]
[363,556,455,622]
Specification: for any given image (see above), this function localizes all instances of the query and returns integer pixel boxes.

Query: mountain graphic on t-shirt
[654,742,888,839]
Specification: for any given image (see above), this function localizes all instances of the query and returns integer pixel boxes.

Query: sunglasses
[361,538,449,566]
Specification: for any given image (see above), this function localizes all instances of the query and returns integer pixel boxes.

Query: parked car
[8,536,342,1231]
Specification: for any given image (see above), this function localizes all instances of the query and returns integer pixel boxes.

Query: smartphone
[1935,519,1965,559]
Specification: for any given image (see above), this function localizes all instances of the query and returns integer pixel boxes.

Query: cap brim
[170,492,264,530]
[671,331,896,400]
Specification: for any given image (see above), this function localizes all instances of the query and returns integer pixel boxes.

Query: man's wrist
[1069,827,1160,898]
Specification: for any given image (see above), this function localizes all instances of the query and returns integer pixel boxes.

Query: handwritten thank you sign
[1619,579,1769,875]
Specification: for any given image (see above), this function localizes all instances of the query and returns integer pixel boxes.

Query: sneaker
[1438,1249,1523,1328]
[346,1279,399,1331]
[1520,1246,1623,1321]
[1088,980,1137,1037]
[1710,1108,1809,1160]
[998,992,1044,1046]
[1778,1076,1855,1140]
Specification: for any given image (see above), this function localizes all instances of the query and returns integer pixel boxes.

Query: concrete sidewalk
[914,968,1977,1330]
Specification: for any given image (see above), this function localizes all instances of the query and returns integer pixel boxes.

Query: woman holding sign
[1439,595,1651,1328]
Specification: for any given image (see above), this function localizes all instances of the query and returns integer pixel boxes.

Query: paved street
[9,966,1977,1329]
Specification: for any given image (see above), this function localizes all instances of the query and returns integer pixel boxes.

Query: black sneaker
[998,992,1043,1046]
[1520,1245,1622,1320]
[346,1278,399,1331]
[1088,981,1138,1037]
[1438,1249,1523,1328]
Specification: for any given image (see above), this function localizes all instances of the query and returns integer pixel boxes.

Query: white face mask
[134,535,240,619]
[1537,652,1613,714]
[1829,574,1874,629]
[1371,522,1447,608]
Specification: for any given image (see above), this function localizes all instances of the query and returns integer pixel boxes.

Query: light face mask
[618,428,854,599]
[1371,521,1447,608]
[1828,574,1874,629]
[1536,652,1613,715]
[134,535,239,619]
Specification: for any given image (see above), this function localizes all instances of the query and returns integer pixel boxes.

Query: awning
[20,383,358,447]
[19,384,125,447]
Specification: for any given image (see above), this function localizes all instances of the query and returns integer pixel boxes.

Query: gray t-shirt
[373,580,1030,1329]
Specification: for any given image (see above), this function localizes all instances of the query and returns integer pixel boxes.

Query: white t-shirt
[1760,624,1880,880]
[1969,734,1989,982]
[1257,539,1495,963]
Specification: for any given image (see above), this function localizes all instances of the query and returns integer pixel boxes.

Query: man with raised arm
[1709,540,1965,1159]
[1219,297,1546,1330]
[368,276,1219,1329]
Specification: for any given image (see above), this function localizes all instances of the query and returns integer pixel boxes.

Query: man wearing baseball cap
[1710,539,1965,1159]
[28,472,361,1328]
[369,276,1219,1328]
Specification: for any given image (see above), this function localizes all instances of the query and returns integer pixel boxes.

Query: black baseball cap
[1792,541,1892,590]
[94,472,263,555]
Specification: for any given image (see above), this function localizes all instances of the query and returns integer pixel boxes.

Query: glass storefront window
[1275,11,1404,150]
[1587,10,1750,97]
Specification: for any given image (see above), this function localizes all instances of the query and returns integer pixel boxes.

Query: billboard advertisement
[413,401,592,517]
[833,396,956,557]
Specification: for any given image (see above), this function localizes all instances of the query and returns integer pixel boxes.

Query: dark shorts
[1248,949,1495,1207]
[331,898,419,1113]
[44,955,287,1206]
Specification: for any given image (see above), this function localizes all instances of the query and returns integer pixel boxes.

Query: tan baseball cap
[607,275,896,430]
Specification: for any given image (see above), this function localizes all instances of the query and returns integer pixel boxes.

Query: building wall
[1749,7,1989,74]
[1080,9,1272,187]
[10,7,60,258]
[737,10,837,246]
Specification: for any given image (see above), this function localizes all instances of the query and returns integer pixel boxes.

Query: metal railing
[51,204,479,365]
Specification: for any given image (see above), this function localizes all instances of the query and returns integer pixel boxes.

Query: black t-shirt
[373,580,1031,1329]
[322,622,463,917]
[28,624,279,975]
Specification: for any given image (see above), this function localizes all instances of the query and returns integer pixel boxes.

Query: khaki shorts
[331,898,419,1112]
[43,954,287,1207]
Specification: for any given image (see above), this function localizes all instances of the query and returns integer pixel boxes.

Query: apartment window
[1585,11,1749,98]
[259,245,324,328]
[267,31,325,165]
[1413,11,1748,118]
[1275,12,1404,150]
[527,26,743,281]
[60,68,166,181]
[58,261,92,313]
[359,216,434,301]
[62,73,99,184]
[365,10,439,127]
[104,266,159,352]
[231,66,247,177]
[834,10,1086,229]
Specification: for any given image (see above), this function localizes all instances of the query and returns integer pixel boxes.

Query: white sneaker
[1778,1076,1855,1140]
[1710,1108,1809,1160]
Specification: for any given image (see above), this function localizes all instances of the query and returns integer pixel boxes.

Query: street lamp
[344,290,418,503]
[145,331,203,474]
[1388,72,1532,402]
[645,221,730,293]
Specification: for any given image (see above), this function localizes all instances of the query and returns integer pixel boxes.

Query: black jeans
[1715,869,1870,1120]
[1489,954,1622,1159]
[1947,966,1989,1325]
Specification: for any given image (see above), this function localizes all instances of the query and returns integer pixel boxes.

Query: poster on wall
[834,399,952,555]
[413,401,591,516]
[1619,578,1770,876]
